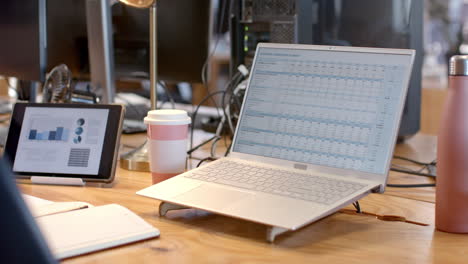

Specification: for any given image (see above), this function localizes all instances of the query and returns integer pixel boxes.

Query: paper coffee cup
[144,109,191,184]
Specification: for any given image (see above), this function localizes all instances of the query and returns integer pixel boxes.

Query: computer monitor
[0,0,47,82]
[47,0,212,85]
[230,0,423,138]
[0,0,112,102]
[1,0,211,103]
[0,0,47,101]
[311,0,424,139]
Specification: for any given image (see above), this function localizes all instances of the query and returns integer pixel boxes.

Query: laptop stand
[158,201,289,243]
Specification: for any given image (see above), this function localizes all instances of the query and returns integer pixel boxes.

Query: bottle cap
[449,55,468,76]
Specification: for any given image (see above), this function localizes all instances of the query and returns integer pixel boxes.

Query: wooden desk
[386,134,437,203]
[18,131,466,264]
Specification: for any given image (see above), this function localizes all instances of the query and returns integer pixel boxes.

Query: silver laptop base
[158,201,289,242]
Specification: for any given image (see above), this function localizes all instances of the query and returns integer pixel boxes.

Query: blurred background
[1,0,467,137]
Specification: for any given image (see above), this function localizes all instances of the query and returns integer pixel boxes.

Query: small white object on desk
[31,176,85,186]
[22,195,160,259]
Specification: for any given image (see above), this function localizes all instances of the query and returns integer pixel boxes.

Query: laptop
[137,43,415,237]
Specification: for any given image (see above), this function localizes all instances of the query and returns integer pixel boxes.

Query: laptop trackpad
[173,184,253,211]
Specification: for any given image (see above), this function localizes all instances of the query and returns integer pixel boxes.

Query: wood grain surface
[15,87,454,263]
[18,130,463,264]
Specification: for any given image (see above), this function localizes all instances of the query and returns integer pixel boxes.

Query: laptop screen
[232,45,413,175]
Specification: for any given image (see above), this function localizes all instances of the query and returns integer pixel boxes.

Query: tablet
[4,103,124,183]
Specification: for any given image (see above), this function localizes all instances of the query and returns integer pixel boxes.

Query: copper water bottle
[436,55,468,232]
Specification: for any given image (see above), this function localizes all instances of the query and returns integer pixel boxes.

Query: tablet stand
[31,176,85,186]
[30,177,115,188]
[158,201,289,243]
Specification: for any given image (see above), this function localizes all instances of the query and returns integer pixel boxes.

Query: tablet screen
[5,103,124,182]
[13,107,109,175]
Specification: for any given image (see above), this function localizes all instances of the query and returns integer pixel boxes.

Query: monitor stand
[85,0,115,104]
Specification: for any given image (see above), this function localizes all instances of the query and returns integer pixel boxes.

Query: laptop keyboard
[185,160,368,205]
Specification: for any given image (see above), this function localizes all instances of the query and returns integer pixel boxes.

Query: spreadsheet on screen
[233,47,411,175]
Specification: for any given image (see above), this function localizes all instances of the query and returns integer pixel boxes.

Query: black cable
[391,163,424,174]
[196,157,217,168]
[221,72,242,109]
[158,81,175,109]
[219,65,249,138]
[393,155,436,166]
[390,167,436,177]
[230,87,243,112]
[189,90,226,157]
[387,183,435,188]
[187,135,218,155]
[391,155,437,179]
[220,73,238,107]
[200,0,229,115]
[224,140,233,157]
[388,156,437,187]
[221,68,247,137]
[188,68,245,159]
[221,72,243,134]
[231,88,243,109]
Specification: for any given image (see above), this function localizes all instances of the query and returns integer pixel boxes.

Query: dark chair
[0,159,57,263]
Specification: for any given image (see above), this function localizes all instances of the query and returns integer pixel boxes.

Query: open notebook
[23,195,160,259]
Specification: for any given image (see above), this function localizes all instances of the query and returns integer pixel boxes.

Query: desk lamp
[119,0,158,171]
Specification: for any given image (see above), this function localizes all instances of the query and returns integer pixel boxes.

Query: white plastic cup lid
[144,109,191,125]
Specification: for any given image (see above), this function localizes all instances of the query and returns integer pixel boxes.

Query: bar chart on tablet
[27,118,71,142]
